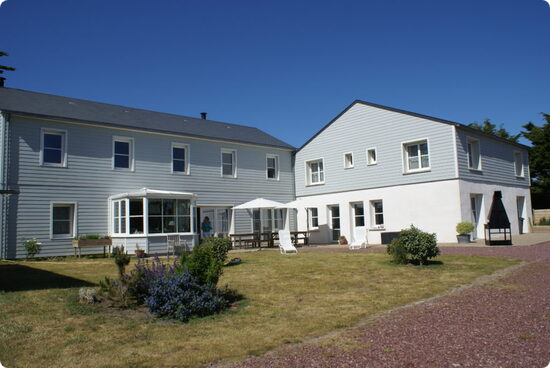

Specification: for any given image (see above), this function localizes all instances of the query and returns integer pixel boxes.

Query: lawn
[0,250,518,368]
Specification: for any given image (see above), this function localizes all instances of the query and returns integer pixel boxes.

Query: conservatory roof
[109,188,197,200]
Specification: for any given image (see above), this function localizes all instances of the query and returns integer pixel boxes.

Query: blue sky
[1,0,549,147]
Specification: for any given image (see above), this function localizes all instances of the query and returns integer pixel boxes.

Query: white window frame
[306,158,325,186]
[370,200,384,229]
[50,202,77,239]
[343,152,354,169]
[171,143,190,175]
[112,136,134,171]
[221,148,237,178]
[402,139,430,173]
[351,202,365,227]
[366,147,377,166]
[40,128,68,167]
[266,154,279,180]
[514,151,524,177]
[307,207,319,230]
[467,138,482,171]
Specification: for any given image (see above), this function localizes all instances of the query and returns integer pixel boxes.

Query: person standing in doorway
[201,216,212,239]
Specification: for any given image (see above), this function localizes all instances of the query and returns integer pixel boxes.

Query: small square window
[367,148,377,165]
[344,153,354,169]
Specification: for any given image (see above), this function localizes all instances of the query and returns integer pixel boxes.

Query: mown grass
[0,250,518,368]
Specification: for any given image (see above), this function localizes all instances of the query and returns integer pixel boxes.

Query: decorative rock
[78,288,99,304]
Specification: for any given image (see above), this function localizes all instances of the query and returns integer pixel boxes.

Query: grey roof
[0,87,294,150]
[299,99,529,151]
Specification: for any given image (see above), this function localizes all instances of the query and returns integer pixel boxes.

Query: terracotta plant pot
[135,249,146,258]
[339,236,348,245]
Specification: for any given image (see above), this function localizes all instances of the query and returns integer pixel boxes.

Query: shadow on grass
[0,264,95,292]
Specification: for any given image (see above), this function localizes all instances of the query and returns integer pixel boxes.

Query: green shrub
[200,237,232,264]
[178,244,223,285]
[23,238,42,259]
[539,217,550,226]
[456,222,474,234]
[397,225,439,265]
[387,238,408,264]
[113,246,131,277]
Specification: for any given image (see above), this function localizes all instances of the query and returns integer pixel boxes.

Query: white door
[516,196,525,234]
[328,205,341,242]
[351,202,365,235]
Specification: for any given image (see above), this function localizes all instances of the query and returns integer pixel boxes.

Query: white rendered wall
[295,179,462,244]
[458,180,532,238]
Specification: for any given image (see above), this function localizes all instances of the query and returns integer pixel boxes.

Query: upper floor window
[172,144,189,174]
[266,155,279,180]
[467,138,481,170]
[51,203,76,238]
[41,129,67,167]
[307,208,319,229]
[404,140,430,172]
[113,137,133,170]
[514,151,524,177]
[343,153,354,169]
[221,149,237,178]
[307,159,324,185]
[367,148,377,165]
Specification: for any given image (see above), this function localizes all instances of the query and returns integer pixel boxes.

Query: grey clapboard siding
[455,128,530,187]
[7,116,295,258]
[295,103,457,197]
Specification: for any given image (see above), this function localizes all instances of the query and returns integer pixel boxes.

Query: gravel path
[227,243,550,368]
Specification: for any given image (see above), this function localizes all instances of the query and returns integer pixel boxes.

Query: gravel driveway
[226,243,550,368]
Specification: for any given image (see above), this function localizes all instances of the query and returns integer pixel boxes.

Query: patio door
[470,194,483,240]
[198,207,232,238]
[328,205,340,242]
[350,202,365,235]
[516,196,525,234]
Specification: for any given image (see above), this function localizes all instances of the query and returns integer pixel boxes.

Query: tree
[522,114,550,194]
[0,51,16,75]
[468,119,520,142]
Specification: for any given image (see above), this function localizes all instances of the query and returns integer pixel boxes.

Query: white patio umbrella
[276,199,310,239]
[232,198,285,210]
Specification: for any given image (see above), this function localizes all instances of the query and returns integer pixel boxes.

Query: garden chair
[349,227,367,250]
[278,230,298,254]
[166,234,180,258]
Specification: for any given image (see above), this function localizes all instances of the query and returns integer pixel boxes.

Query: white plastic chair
[278,230,298,254]
[166,234,180,258]
[349,227,367,250]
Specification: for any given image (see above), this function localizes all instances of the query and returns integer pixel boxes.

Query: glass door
[329,205,341,242]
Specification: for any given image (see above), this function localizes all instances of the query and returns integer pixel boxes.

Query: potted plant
[135,244,146,258]
[456,222,474,244]
[338,235,348,245]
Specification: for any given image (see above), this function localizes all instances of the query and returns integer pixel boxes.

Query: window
[367,148,377,165]
[51,203,75,238]
[148,199,191,234]
[172,144,189,174]
[352,202,365,227]
[344,153,354,169]
[113,137,133,170]
[370,200,384,228]
[467,139,481,170]
[112,199,127,234]
[514,152,524,177]
[266,155,279,180]
[404,140,430,172]
[307,159,324,185]
[129,199,144,234]
[41,129,66,166]
[221,149,236,178]
[252,208,284,232]
[307,208,319,229]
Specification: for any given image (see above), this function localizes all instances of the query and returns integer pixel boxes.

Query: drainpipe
[0,112,7,259]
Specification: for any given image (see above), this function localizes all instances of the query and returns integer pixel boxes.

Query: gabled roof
[0,87,294,150]
[298,100,529,151]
